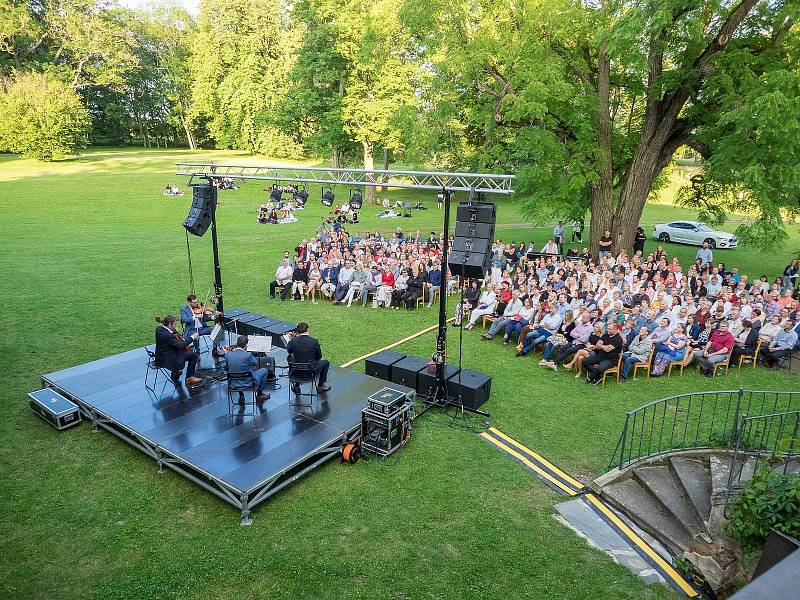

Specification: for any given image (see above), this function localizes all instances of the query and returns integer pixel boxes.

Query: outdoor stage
[40,336,414,524]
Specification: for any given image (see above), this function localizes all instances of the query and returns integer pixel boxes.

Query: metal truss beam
[176,163,515,195]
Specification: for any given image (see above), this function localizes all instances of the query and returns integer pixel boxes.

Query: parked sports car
[651,221,737,249]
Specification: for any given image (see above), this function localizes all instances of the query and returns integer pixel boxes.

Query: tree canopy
[0,0,797,248]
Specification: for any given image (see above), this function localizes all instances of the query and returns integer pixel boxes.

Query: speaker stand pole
[425,188,489,417]
[208,179,224,313]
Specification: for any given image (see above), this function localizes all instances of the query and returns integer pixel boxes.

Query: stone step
[603,478,693,554]
[669,456,712,527]
[633,465,707,538]
[738,455,759,483]
[773,458,800,476]
[710,454,736,506]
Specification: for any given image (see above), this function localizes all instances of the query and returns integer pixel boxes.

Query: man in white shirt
[518,305,562,355]
[482,290,523,340]
[269,260,294,299]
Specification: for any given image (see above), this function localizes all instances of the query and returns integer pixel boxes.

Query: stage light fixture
[322,189,335,206]
[295,189,309,205]
[350,189,363,210]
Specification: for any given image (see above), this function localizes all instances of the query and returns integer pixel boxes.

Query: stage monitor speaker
[390,355,429,391]
[445,368,492,410]
[183,184,217,237]
[449,201,496,280]
[365,350,407,381]
[417,363,460,398]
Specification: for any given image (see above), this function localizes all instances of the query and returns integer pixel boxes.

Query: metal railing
[609,389,800,471]
[724,410,800,515]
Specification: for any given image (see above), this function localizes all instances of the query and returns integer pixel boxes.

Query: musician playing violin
[155,315,202,386]
[180,294,223,356]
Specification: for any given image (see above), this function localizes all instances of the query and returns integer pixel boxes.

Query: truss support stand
[207,179,224,313]
[426,188,489,418]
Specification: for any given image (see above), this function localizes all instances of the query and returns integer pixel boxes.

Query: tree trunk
[378,147,389,192]
[589,38,613,257]
[181,118,196,150]
[331,146,341,168]
[363,140,376,204]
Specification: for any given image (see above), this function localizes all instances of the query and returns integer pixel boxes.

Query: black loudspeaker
[417,363,460,397]
[365,350,407,381]
[183,184,217,237]
[445,368,492,409]
[390,355,429,390]
[449,201,496,280]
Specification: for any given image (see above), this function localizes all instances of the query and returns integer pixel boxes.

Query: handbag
[548,333,567,347]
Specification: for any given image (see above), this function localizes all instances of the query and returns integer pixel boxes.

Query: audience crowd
[268,226,800,383]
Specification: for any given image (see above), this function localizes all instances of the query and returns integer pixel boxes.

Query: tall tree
[286,0,418,203]
[189,0,303,156]
[403,0,799,251]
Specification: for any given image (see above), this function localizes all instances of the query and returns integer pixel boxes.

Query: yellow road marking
[583,493,698,597]
[479,432,577,497]
[489,427,584,490]
[339,319,452,368]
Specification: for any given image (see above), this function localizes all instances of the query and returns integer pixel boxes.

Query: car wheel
[704,238,716,249]
[659,233,670,243]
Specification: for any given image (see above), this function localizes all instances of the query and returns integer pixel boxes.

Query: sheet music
[246,335,272,353]
[210,324,223,342]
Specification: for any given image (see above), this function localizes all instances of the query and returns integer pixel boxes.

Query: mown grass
[1,147,797,600]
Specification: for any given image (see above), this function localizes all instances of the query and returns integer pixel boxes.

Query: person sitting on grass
[581,321,624,384]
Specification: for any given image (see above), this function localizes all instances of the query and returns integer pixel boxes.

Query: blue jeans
[506,319,529,341]
[252,367,269,392]
[522,327,552,354]
[621,352,647,379]
[487,317,511,336]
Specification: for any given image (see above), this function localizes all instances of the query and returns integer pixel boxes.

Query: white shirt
[276,264,293,284]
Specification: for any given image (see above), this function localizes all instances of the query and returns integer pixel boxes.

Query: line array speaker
[183,184,217,237]
[448,201,496,280]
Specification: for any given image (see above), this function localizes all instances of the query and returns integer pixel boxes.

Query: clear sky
[117,0,200,16]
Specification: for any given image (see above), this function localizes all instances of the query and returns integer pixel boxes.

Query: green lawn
[1,148,797,599]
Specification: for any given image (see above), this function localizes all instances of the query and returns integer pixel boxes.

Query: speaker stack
[183,184,217,237]
[448,202,496,280]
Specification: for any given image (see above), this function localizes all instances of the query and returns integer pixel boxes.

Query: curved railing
[608,389,800,471]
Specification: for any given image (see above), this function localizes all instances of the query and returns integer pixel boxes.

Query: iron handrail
[609,389,800,471]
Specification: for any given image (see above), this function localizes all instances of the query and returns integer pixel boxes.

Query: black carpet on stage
[40,341,413,521]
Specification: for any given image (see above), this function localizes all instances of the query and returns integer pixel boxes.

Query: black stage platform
[40,336,414,524]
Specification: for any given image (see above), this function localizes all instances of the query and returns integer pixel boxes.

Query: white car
[651,221,737,249]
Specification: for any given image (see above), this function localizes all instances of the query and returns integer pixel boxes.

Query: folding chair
[631,349,654,379]
[601,353,624,386]
[226,371,257,416]
[144,348,173,392]
[288,361,317,408]
[737,340,762,369]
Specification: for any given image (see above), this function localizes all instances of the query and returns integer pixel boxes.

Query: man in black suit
[155,315,202,386]
[286,322,331,393]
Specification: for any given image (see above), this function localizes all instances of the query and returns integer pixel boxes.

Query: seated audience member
[692,321,734,377]
[619,326,652,381]
[269,260,294,299]
[426,262,442,307]
[760,320,797,368]
[518,304,562,356]
[465,284,497,330]
[730,319,759,364]
[453,280,481,327]
[505,299,535,345]
[581,321,624,383]
[344,262,367,307]
[333,259,355,304]
[541,310,592,369]
[282,259,309,300]
[482,290,523,340]
[650,324,687,376]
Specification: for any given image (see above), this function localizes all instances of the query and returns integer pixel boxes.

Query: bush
[0,73,90,161]
[725,468,800,553]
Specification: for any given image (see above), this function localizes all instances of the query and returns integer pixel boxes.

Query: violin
[155,316,192,352]
[191,302,221,319]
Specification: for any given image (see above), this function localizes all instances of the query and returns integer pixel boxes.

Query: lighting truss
[176,163,515,195]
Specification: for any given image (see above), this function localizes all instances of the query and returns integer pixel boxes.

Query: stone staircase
[594,451,800,590]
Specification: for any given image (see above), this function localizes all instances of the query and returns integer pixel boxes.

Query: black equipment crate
[28,388,81,430]
[265,321,297,348]
[367,387,408,415]
[364,350,407,381]
[244,316,277,336]
[390,355,429,390]
[361,405,410,457]
[446,368,492,410]
[417,363,461,397]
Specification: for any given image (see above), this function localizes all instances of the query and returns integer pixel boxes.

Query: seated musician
[221,335,271,404]
[286,322,331,393]
[155,315,202,385]
[180,295,223,356]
